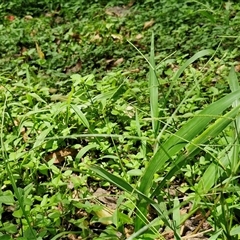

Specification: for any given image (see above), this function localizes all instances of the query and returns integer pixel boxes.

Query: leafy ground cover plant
[1,0,240,239]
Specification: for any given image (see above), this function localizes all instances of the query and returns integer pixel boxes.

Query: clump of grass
[91,36,240,239]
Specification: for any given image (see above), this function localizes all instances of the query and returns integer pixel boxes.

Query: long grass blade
[139,89,240,196]
[149,32,159,138]
[154,105,240,196]
[165,49,214,100]
[228,66,240,173]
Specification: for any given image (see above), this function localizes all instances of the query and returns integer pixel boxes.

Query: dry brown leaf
[105,6,130,17]
[45,11,60,18]
[135,33,143,40]
[70,32,81,41]
[123,68,140,76]
[24,15,33,20]
[48,88,58,94]
[56,39,61,45]
[127,0,135,7]
[45,12,53,17]
[216,65,225,74]
[91,33,102,42]
[113,58,124,66]
[92,188,116,225]
[124,225,134,238]
[21,46,28,55]
[143,19,155,29]
[55,16,63,24]
[6,15,15,21]
[14,120,19,127]
[67,234,82,240]
[111,33,123,41]
[66,60,82,74]
[93,188,117,209]
[30,29,37,37]
[45,148,78,164]
[128,68,140,73]
[235,64,240,72]
[106,59,115,64]
[20,126,28,142]
[14,120,28,142]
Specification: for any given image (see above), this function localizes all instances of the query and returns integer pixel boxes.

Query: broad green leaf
[0,223,17,234]
[127,169,143,176]
[209,229,223,240]
[230,225,240,236]
[0,195,15,204]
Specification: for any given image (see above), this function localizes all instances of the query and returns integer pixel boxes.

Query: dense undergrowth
[1,0,240,239]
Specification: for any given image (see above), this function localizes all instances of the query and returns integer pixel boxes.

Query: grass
[1,0,240,239]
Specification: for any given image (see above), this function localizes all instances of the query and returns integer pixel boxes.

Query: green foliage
[1,0,240,239]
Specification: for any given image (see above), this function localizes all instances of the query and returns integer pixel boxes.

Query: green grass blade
[185,107,240,155]
[126,217,165,240]
[89,165,135,194]
[149,32,159,137]
[228,66,240,173]
[139,89,240,196]
[33,126,53,149]
[229,66,240,100]
[75,143,99,165]
[165,49,215,100]
[89,166,182,239]
[136,90,240,230]
[154,105,240,196]
[71,104,90,128]
[173,197,181,239]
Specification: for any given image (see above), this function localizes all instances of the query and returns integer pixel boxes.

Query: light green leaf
[75,144,98,164]
[33,127,53,149]
[71,104,89,128]
[230,225,240,236]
